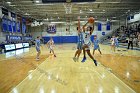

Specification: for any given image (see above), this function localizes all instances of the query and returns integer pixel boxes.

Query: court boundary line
[9,58,48,93]
[86,62,136,93]
[9,55,136,93]
[110,72,136,93]
[99,63,136,93]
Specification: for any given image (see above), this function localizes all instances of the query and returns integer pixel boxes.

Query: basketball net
[66,18,71,34]
[63,3,72,14]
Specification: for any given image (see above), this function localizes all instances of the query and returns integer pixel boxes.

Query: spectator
[127,36,133,49]
[133,37,138,47]
[138,32,140,47]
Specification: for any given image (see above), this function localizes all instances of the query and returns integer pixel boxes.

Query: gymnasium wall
[30,22,120,43]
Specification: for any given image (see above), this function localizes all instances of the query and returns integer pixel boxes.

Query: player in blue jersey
[35,36,41,60]
[73,17,83,62]
[92,36,102,55]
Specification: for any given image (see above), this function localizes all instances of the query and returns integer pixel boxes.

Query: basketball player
[35,36,41,60]
[115,37,119,48]
[81,19,97,66]
[73,17,83,62]
[47,37,56,57]
[92,36,102,55]
[110,36,117,52]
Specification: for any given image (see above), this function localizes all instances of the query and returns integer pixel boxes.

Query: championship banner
[17,21,20,32]
[98,22,102,31]
[106,22,111,31]
[2,18,8,32]
[22,23,26,34]
[12,21,16,32]
[8,19,12,32]
[47,24,56,34]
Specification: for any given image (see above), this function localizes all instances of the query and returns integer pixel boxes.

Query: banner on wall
[17,21,20,32]
[8,19,12,32]
[22,23,26,34]
[22,17,26,22]
[47,24,56,34]
[12,21,16,32]
[98,23,102,31]
[106,22,111,30]
[2,18,8,32]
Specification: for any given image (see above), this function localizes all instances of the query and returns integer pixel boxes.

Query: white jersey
[111,38,116,45]
[47,40,54,49]
[83,31,91,45]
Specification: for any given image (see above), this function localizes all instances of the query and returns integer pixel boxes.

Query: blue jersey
[35,39,40,48]
[93,39,99,47]
[115,38,119,47]
[78,32,83,43]
[93,39,100,50]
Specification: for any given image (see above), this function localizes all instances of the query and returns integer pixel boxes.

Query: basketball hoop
[63,3,72,14]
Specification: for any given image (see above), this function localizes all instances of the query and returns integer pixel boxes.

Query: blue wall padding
[42,35,95,43]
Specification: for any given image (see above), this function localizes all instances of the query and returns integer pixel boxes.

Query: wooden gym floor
[0,44,140,93]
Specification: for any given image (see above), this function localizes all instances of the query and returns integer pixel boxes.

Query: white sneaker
[76,58,79,62]
[36,58,39,61]
[73,57,77,62]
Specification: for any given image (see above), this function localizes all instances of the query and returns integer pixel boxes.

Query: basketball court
[0,0,140,93]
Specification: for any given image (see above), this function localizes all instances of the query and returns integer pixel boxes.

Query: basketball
[88,17,94,23]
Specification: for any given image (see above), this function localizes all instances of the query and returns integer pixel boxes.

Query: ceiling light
[7,2,11,4]
[80,10,82,13]
[35,0,40,3]
[103,10,105,11]
[44,18,48,21]
[89,9,92,12]
[25,13,30,15]
[51,22,65,24]
[112,17,116,18]
[35,4,54,5]
[87,12,94,13]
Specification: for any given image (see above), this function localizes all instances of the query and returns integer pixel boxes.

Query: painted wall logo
[47,24,56,34]
[102,32,105,36]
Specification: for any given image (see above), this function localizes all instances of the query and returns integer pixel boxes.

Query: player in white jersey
[110,36,117,52]
[47,37,56,57]
[81,22,97,66]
